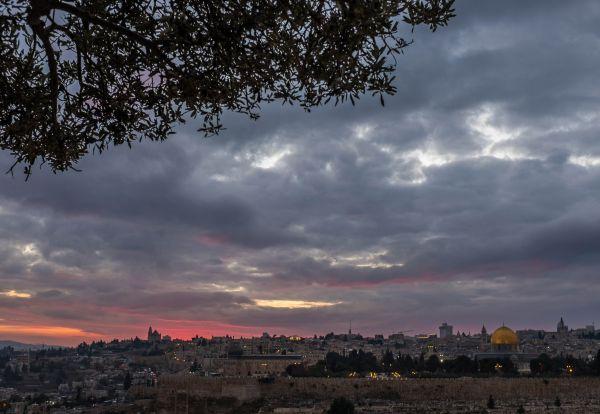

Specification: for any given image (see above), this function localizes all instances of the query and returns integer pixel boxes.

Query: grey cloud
[2,0,600,338]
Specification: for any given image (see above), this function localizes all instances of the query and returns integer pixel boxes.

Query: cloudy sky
[2,1,600,345]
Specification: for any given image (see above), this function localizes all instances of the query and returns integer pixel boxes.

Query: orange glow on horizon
[0,324,100,338]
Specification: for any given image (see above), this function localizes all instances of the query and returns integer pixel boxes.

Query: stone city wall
[155,375,600,403]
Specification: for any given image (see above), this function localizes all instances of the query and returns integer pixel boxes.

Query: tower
[557,317,568,335]
[147,325,161,342]
[439,322,453,339]
[479,325,489,351]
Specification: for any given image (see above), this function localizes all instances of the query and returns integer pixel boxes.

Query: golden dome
[491,326,518,345]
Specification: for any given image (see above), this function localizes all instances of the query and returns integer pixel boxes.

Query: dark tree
[381,349,395,372]
[323,350,379,375]
[285,363,308,377]
[75,386,82,402]
[2,365,21,383]
[1,0,455,175]
[189,359,200,372]
[418,353,425,370]
[479,358,517,376]
[328,397,355,414]
[347,349,378,373]
[593,349,600,375]
[123,371,131,390]
[325,351,347,373]
[425,354,441,372]
[554,396,561,407]
[487,395,495,409]
[499,357,517,375]
[394,353,415,374]
[442,354,477,375]
[307,360,328,377]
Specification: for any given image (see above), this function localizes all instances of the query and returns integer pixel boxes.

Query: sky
[2,0,600,346]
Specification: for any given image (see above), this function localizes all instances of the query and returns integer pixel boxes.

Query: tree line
[286,349,600,378]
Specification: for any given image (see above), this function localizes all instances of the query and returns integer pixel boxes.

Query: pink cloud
[196,233,230,247]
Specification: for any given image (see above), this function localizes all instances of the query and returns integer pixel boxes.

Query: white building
[439,323,453,339]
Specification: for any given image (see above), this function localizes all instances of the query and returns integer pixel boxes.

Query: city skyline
[3,0,600,347]
[0,316,591,348]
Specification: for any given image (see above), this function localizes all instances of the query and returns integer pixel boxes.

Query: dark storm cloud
[1,0,600,341]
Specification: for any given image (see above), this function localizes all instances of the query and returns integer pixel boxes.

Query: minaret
[480,324,488,351]
[147,326,153,341]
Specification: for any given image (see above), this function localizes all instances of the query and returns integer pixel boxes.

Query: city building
[490,326,518,353]
[439,323,453,339]
[202,354,304,377]
[147,325,162,342]
[473,325,537,373]
[557,317,569,335]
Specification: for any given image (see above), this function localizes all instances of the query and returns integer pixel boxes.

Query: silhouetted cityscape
[2,317,600,412]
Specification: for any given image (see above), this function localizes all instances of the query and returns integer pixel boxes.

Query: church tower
[147,325,161,342]
[557,317,568,335]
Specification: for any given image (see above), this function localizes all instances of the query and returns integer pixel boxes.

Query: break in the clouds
[2,0,600,345]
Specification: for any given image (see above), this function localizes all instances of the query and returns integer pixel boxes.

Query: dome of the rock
[490,326,519,352]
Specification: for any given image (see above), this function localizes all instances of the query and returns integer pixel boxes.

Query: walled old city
[2,318,600,413]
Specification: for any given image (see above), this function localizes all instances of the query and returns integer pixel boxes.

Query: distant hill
[0,340,65,351]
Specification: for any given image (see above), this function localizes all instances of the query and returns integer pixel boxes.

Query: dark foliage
[123,371,131,390]
[425,354,441,372]
[530,353,590,376]
[441,355,477,375]
[594,349,600,375]
[0,0,454,175]
[286,362,310,377]
[325,350,379,375]
[2,365,22,383]
[478,358,517,376]
[328,396,355,414]
[487,395,495,409]
[381,349,395,372]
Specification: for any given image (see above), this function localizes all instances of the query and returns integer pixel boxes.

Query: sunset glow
[0,324,98,337]
[0,290,31,298]
[253,300,341,309]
